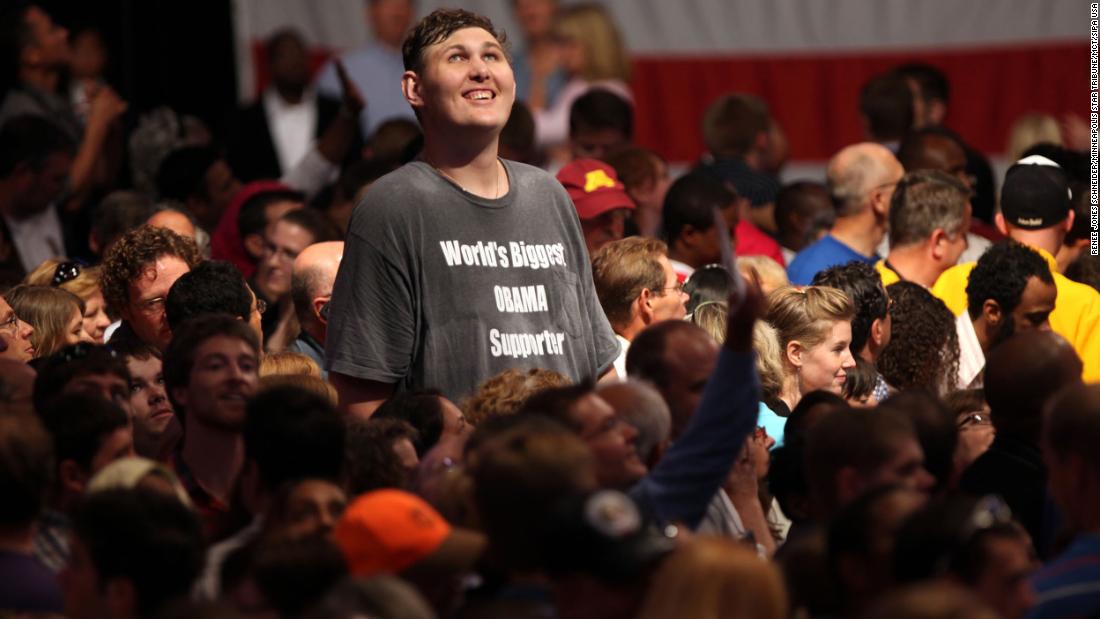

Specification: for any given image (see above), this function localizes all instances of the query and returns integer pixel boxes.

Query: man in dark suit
[0,116,79,288]
[228,29,344,182]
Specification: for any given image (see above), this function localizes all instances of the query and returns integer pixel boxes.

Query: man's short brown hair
[592,237,667,329]
[401,8,508,74]
[702,93,770,157]
[805,408,916,517]
[888,170,970,248]
[163,314,260,415]
[100,225,203,316]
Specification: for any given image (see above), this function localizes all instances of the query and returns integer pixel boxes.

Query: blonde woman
[765,286,856,417]
[534,3,632,149]
[259,350,322,378]
[638,536,788,619]
[5,284,93,358]
[25,259,112,343]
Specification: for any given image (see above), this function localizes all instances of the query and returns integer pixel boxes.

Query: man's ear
[982,299,1002,327]
[869,317,886,350]
[927,99,947,126]
[994,212,1009,236]
[1065,209,1076,234]
[402,70,424,108]
[752,129,769,155]
[679,224,701,249]
[870,187,890,218]
[637,288,655,324]
[312,296,329,324]
[929,228,948,260]
[59,459,88,496]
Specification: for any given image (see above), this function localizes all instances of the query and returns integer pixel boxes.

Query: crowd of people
[1,1,1099,619]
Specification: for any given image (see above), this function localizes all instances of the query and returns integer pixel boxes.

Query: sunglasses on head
[52,261,83,287]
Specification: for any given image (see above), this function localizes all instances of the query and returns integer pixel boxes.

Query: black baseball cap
[1000,155,1072,230]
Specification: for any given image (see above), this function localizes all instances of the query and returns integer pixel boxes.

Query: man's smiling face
[410,26,516,132]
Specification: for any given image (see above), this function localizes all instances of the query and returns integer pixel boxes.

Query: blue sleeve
[314,59,341,98]
[629,349,760,528]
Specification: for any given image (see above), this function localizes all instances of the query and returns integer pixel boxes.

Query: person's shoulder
[506,159,559,185]
[1054,271,1100,308]
[506,160,570,199]
[931,261,975,312]
[348,163,434,224]
[788,236,830,268]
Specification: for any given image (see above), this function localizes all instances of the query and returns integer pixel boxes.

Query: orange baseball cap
[556,159,636,220]
[333,489,484,577]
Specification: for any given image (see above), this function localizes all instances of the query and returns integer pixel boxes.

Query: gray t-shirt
[326,159,620,401]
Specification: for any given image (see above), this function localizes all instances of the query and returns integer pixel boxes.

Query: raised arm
[629,275,765,528]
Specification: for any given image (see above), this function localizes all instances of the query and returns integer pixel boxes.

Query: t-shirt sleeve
[324,228,417,384]
[579,248,621,376]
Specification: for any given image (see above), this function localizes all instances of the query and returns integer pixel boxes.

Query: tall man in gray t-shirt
[326,9,620,416]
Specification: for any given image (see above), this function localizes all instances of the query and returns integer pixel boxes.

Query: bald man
[288,241,344,376]
[787,143,904,285]
[146,208,197,241]
[960,330,1083,557]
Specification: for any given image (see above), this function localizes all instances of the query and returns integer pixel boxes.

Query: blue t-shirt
[758,401,788,449]
[1029,533,1100,619]
[787,234,877,286]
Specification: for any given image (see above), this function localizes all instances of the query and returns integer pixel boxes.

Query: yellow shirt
[931,246,1100,383]
[875,260,901,287]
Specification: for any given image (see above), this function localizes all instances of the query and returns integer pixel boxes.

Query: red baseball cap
[556,159,636,220]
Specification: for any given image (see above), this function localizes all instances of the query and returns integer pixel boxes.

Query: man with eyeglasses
[100,225,203,352]
[0,293,36,363]
[591,236,686,379]
[787,142,904,286]
[289,241,344,378]
[250,208,338,352]
[874,170,971,288]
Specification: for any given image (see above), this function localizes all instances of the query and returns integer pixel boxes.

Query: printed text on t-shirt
[439,240,567,270]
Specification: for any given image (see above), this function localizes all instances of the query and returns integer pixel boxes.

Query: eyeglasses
[958,412,992,429]
[0,312,19,334]
[52,261,82,287]
[137,296,166,316]
[656,281,684,295]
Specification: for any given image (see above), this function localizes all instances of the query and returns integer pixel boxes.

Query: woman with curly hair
[24,259,112,343]
[879,282,960,395]
[4,284,93,359]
